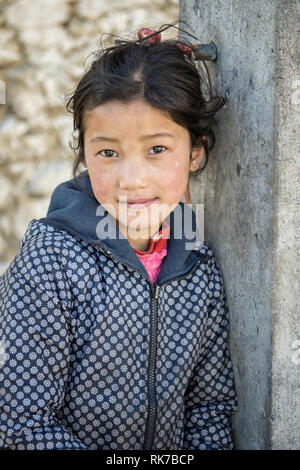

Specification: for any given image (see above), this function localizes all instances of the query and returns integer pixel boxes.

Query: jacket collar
[38,170,205,284]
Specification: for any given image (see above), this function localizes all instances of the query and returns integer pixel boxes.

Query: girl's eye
[149,145,167,155]
[97,146,167,158]
[98,149,118,158]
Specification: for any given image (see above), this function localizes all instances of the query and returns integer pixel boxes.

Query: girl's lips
[120,198,158,208]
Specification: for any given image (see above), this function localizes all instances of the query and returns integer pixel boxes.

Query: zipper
[88,239,208,449]
[143,283,160,450]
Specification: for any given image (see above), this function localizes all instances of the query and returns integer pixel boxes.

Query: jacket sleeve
[183,251,238,450]
[0,233,89,450]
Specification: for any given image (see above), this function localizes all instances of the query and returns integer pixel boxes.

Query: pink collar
[133,220,170,255]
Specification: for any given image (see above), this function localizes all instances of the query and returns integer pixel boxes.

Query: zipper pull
[154,285,160,299]
[150,284,161,298]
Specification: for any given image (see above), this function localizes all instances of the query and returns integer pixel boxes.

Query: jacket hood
[38,170,206,284]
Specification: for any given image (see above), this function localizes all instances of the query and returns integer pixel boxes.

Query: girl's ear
[189,137,206,173]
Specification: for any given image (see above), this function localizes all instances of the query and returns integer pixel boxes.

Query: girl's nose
[118,157,148,190]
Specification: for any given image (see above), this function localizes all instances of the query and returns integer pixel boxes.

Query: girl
[0,22,238,450]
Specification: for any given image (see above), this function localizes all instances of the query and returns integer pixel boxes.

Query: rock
[68,18,101,39]
[0,175,13,210]
[0,9,5,26]
[0,114,27,136]
[22,132,58,160]
[0,80,6,106]
[7,161,35,178]
[0,213,11,238]
[19,27,75,56]
[26,160,73,197]
[75,0,145,20]
[0,130,58,163]
[55,114,74,150]
[10,82,46,121]
[0,115,28,163]
[0,231,6,255]
[75,0,177,20]
[0,261,10,277]
[0,29,22,66]
[12,196,52,241]
[8,63,73,113]
[38,68,73,108]
[4,0,72,30]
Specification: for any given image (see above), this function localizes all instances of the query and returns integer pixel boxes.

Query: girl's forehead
[84,99,175,129]
[85,99,174,122]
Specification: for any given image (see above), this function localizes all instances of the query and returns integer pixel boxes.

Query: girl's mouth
[120,198,158,209]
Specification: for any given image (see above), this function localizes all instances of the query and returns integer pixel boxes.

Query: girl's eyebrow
[89,133,175,143]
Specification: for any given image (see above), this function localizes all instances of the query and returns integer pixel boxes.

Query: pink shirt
[133,220,170,283]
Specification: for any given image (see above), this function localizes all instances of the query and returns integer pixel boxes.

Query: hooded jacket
[0,170,238,450]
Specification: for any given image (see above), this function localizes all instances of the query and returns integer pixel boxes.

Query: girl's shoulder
[19,219,94,257]
[2,219,97,284]
[192,239,214,257]
[192,239,225,282]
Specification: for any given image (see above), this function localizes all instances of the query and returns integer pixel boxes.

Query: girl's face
[84,99,204,251]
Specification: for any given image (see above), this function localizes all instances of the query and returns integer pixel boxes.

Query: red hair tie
[175,41,196,56]
[137,28,195,56]
[138,28,161,46]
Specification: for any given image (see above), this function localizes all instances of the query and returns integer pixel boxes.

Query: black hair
[65,20,226,193]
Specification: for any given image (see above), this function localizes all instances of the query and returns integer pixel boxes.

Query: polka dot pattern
[0,219,237,450]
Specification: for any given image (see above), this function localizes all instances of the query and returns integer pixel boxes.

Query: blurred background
[0,0,179,275]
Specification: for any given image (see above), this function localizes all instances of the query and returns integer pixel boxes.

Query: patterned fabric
[0,171,238,450]
[133,220,170,284]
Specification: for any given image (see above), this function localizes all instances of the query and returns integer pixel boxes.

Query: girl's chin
[116,219,162,236]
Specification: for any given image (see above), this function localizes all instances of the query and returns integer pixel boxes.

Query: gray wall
[180,0,299,449]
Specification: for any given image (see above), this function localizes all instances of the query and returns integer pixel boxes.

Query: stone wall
[0,0,179,274]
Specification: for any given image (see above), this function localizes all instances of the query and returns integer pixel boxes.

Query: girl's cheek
[90,172,112,203]
[166,160,188,187]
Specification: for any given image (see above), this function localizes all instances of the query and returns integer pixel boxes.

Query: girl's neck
[117,223,162,252]
[129,235,151,252]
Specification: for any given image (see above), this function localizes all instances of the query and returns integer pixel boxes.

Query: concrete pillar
[179,0,299,450]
